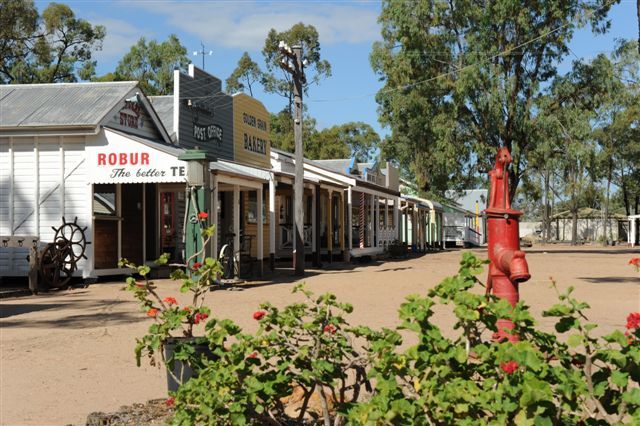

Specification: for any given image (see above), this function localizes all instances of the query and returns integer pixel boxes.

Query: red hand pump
[485,147,531,342]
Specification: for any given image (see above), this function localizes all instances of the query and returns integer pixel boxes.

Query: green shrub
[168,253,640,425]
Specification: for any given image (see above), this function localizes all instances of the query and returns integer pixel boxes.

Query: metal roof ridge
[0,81,138,88]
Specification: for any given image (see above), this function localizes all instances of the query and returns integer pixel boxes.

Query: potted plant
[120,212,222,392]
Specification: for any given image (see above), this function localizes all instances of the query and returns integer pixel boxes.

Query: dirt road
[1,246,638,425]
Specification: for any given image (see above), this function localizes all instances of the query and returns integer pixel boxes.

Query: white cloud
[132,1,380,50]
[90,17,154,64]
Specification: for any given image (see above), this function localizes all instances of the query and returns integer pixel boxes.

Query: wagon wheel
[39,240,74,288]
[53,216,90,263]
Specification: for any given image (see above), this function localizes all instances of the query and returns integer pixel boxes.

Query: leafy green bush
[172,284,371,425]
[167,253,639,425]
[121,220,222,381]
[350,253,640,425]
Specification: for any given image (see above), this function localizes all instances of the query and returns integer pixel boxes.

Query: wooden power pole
[279,41,306,276]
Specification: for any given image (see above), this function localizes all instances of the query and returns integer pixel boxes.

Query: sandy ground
[1,245,639,426]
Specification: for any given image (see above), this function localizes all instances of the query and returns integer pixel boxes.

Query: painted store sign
[233,93,270,168]
[87,129,187,184]
[105,97,162,141]
[177,66,233,160]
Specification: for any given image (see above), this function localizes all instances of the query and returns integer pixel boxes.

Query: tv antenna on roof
[193,42,213,70]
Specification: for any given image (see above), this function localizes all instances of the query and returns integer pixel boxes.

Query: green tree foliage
[306,122,381,161]
[371,0,617,199]
[109,34,189,96]
[0,1,105,83]
[225,52,263,97]
[261,23,331,113]
[538,53,617,244]
[529,40,639,243]
[271,112,381,162]
[269,109,318,154]
[593,40,640,218]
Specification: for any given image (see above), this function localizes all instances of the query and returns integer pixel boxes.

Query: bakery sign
[88,129,188,184]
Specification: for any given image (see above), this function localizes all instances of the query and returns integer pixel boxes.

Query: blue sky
[38,0,637,138]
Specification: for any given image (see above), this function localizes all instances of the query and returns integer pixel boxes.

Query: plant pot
[163,337,215,393]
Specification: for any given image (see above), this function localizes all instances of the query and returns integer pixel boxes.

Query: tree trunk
[571,209,578,245]
[571,170,578,245]
[621,169,631,216]
[550,179,556,241]
[542,166,550,244]
[603,162,612,246]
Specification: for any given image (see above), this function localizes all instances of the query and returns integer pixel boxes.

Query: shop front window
[247,191,267,224]
[93,184,117,217]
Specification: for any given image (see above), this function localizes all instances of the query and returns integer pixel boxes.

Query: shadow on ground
[578,276,640,284]
[1,311,142,329]
[526,248,640,255]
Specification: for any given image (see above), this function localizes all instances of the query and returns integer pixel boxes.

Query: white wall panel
[0,138,11,275]
[62,139,89,274]
[0,138,10,236]
[6,138,36,275]
[12,140,36,236]
[38,138,62,243]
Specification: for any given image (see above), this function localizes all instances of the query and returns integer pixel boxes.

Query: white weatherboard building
[0,82,185,278]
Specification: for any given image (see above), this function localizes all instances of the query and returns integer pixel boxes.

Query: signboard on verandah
[86,129,187,184]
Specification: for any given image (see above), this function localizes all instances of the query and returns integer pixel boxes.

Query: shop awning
[86,128,187,184]
[211,160,271,181]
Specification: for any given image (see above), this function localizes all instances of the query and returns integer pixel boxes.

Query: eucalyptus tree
[593,40,640,228]
[611,41,640,217]
[225,52,263,96]
[113,34,189,96]
[261,23,331,115]
[0,1,105,83]
[371,0,618,199]
[305,122,381,161]
[539,52,621,244]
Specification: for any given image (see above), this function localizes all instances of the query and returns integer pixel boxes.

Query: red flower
[194,312,209,324]
[192,262,202,270]
[197,212,209,220]
[246,351,258,359]
[165,397,175,407]
[629,258,640,266]
[626,312,640,330]
[163,296,178,306]
[182,307,191,313]
[253,311,266,320]
[500,360,519,375]
[323,324,337,334]
[147,308,158,318]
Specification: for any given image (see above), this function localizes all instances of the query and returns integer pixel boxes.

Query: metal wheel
[52,216,89,262]
[39,240,74,288]
[218,244,234,279]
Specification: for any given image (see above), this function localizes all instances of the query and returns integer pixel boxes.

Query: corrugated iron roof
[148,95,174,136]
[0,81,138,128]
